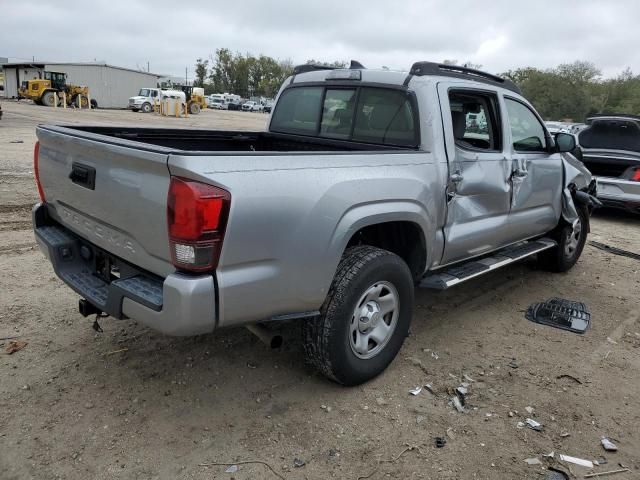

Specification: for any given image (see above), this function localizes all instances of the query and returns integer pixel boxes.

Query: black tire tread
[302,246,400,384]
[538,204,589,272]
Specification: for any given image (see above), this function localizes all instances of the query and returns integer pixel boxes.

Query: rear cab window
[270,85,419,148]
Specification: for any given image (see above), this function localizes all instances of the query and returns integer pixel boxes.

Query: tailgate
[36,125,174,277]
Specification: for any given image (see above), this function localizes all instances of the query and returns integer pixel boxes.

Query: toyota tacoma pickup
[32,61,597,385]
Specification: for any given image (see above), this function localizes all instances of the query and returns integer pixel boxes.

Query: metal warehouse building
[2,62,161,108]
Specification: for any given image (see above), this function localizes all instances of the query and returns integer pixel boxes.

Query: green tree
[194,58,209,88]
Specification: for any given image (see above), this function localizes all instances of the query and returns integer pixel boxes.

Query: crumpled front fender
[561,152,596,225]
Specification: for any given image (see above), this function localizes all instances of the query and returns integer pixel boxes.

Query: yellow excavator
[18,71,95,108]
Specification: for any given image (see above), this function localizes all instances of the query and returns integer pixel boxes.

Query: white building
[2,62,161,108]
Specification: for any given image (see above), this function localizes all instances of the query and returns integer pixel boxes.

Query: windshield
[138,89,152,97]
[270,86,418,147]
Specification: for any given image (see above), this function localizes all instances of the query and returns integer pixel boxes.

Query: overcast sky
[2,0,639,79]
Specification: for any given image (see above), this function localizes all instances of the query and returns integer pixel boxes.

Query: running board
[420,238,557,290]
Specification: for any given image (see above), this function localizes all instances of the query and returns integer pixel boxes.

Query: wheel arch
[330,201,434,282]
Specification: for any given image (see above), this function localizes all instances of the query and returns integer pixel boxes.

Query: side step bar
[420,238,557,290]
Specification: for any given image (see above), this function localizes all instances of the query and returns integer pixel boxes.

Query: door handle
[513,168,527,178]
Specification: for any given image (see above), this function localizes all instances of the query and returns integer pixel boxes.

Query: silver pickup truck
[32,62,597,385]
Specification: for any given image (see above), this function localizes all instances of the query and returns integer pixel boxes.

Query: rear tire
[41,91,57,107]
[303,246,414,386]
[537,204,589,272]
[189,103,201,114]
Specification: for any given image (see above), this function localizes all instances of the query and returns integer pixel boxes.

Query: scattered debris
[199,460,284,479]
[103,348,128,356]
[92,319,104,333]
[431,351,439,360]
[525,418,543,431]
[546,468,569,480]
[416,415,425,425]
[524,457,542,465]
[356,444,423,480]
[424,383,435,395]
[526,297,591,334]
[543,451,555,458]
[246,362,257,369]
[451,395,464,413]
[320,404,332,412]
[589,240,640,262]
[434,437,446,448]
[409,386,422,396]
[594,457,608,466]
[558,454,594,468]
[225,465,238,473]
[601,437,618,452]
[584,468,630,478]
[293,458,305,468]
[556,374,582,384]
[446,427,455,439]
[9,140,24,143]
[463,374,475,383]
[606,337,617,345]
[508,359,519,369]
[525,406,534,415]
[5,340,28,354]
[516,421,525,429]
[456,385,468,397]
[560,432,571,438]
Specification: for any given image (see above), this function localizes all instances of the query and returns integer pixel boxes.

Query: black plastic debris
[545,468,569,480]
[526,298,590,334]
[589,241,640,261]
[434,437,446,448]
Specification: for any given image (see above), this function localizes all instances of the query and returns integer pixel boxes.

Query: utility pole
[147,61,150,73]
[185,66,188,86]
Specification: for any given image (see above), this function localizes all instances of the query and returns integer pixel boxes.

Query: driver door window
[505,99,547,152]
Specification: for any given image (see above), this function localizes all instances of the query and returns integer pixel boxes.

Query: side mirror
[555,132,576,153]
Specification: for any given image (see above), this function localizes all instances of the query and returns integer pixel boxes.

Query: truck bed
[69,126,414,152]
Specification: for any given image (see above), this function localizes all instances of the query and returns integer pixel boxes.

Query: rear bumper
[32,203,216,336]
[596,177,640,213]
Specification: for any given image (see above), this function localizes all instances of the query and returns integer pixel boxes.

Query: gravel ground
[0,99,639,480]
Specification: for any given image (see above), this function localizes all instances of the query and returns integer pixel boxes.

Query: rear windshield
[270,86,418,147]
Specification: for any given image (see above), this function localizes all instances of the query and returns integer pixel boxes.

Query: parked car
[545,121,571,135]
[226,100,243,111]
[241,101,262,112]
[0,103,3,120]
[209,97,228,110]
[576,114,640,213]
[32,61,597,386]
[262,101,274,114]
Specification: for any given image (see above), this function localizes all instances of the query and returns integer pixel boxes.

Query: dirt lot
[0,100,639,480]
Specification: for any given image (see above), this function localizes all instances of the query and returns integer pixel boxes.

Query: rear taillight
[167,177,230,272]
[631,168,640,182]
[33,141,45,202]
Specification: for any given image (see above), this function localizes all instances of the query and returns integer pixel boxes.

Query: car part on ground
[526,297,591,334]
[589,240,640,261]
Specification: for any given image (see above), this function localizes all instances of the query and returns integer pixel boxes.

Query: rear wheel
[537,204,589,272]
[303,246,414,386]
[189,102,201,114]
[41,91,58,107]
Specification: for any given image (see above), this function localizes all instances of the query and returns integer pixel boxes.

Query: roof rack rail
[409,61,521,94]
[586,113,640,121]
[292,63,340,75]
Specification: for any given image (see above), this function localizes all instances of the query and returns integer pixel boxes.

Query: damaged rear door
[438,85,513,264]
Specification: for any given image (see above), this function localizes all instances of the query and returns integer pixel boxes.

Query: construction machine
[18,71,95,108]
[179,85,206,114]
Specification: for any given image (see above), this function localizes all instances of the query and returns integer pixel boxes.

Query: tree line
[194,52,640,120]
[194,49,346,98]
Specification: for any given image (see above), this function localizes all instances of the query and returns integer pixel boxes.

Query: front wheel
[141,102,152,113]
[189,102,201,114]
[303,246,414,386]
[537,204,589,272]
